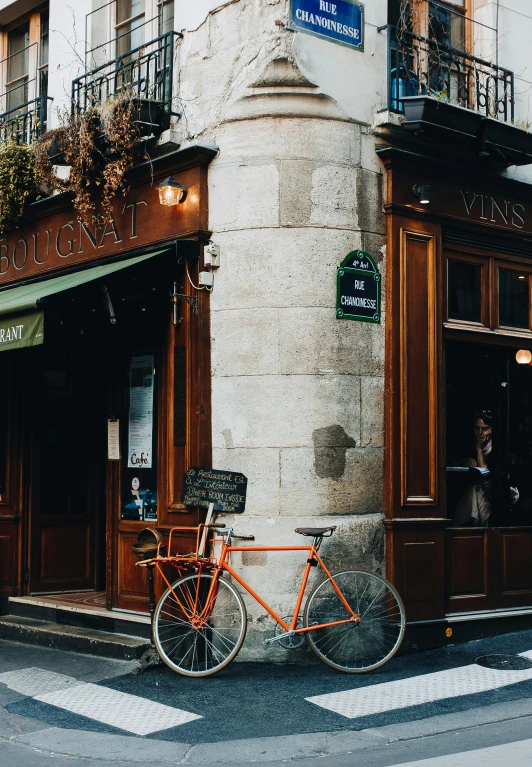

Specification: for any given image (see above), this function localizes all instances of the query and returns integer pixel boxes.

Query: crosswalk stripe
[306,650,532,719]
[0,667,202,735]
[35,683,202,735]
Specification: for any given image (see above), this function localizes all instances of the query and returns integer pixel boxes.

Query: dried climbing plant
[34,94,144,226]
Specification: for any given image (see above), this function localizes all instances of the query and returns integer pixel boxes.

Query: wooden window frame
[444,251,490,330]
[0,3,48,111]
[444,247,532,338]
[495,260,532,336]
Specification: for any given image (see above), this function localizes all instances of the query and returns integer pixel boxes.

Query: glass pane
[159,0,174,35]
[499,270,529,329]
[117,0,145,23]
[8,22,29,77]
[448,260,482,323]
[117,0,145,56]
[40,11,49,67]
[7,22,29,112]
[122,354,158,522]
[428,1,465,50]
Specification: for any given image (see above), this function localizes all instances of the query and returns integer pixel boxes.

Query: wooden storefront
[0,145,215,612]
[381,146,532,639]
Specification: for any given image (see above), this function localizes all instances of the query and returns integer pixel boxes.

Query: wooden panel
[173,346,186,447]
[447,531,488,597]
[117,531,150,610]
[0,521,18,592]
[403,542,437,603]
[445,528,493,614]
[40,526,89,581]
[400,229,439,504]
[501,531,532,593]
[385,520,446,621]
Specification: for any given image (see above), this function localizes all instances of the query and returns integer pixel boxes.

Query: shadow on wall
[313,425,356,480]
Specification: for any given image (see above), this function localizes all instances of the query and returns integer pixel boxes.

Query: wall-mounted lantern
[157,177,188,206]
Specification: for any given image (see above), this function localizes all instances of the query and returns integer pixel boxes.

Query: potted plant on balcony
[35,96,144,225]
[401,95,482,139]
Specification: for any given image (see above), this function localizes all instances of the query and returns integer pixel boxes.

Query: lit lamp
[413,184,431,205]
[516,349,532,365]
[157,177,188,206]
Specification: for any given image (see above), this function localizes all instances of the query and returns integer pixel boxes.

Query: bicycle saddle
[295,526,337,537]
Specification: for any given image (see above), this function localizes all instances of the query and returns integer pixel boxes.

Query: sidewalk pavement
[2,630,532,764]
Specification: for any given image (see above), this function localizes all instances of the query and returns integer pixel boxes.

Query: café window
[121,353,159,523]
[446,253,532,334]
[447,259,483,325]
[499,269,530,330]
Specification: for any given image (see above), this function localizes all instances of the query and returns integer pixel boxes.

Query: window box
[401,96,532,166]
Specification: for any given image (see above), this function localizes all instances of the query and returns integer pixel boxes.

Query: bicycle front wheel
[303,569,405,673]
[153,572,247,677]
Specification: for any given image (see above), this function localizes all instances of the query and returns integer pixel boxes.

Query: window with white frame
[88,0,174,65]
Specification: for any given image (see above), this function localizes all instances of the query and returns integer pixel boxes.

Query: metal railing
[72,29,180,121]
[386,26,515,122]
[0,95,48,145]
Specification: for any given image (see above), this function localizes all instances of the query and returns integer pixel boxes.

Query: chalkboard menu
[336,250,381,323]
[181,467,248,514]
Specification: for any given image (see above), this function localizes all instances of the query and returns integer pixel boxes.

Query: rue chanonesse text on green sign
[336,250,381,323]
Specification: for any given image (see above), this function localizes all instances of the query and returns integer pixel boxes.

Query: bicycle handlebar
[232,534,255,540]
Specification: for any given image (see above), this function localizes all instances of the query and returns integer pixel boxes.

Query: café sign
[336,249,381,323]
[289,0,364,50]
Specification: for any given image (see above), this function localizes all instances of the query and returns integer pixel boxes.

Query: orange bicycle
[142,524,405,678]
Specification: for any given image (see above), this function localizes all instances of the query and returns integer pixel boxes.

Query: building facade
[0,0,532,657]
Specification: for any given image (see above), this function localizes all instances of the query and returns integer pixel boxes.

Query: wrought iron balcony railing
[386,26,514,122]
[72,30,180,124]
[0,95,48,145]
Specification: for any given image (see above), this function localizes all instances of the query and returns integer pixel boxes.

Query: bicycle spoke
[304,570,405,672]
[154,573,246,677]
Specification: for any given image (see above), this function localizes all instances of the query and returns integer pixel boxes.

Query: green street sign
[336,250,381,323]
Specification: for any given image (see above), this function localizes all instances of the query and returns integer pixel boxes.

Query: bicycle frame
[154,538,360,635]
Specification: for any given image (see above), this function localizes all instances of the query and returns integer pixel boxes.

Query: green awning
[0,250,168,352]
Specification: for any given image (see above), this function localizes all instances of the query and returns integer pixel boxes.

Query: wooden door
[27,342,105,594]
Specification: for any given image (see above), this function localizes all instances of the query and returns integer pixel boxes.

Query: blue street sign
[290,0,364,51]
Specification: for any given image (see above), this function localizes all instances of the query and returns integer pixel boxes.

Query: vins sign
[336,250,381,323]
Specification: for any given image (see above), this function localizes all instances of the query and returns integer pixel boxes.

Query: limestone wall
[174,0,387,654]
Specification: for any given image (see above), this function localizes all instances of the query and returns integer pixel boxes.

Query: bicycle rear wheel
[153,572,247,677]
[303,569,405,673]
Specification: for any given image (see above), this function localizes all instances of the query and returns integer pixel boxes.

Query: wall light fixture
[158,177,188,206]
[413,184,431,205]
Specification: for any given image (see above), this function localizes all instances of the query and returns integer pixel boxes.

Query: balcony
[72,29,180,136]
[387,26,514,121]
[0,39,48,146]
[383,26,532,165]
[0,95,47,145]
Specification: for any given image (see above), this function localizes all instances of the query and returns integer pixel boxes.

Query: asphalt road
[2,630,532,765]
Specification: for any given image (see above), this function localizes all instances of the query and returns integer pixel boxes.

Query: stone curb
[7,697,532,764]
